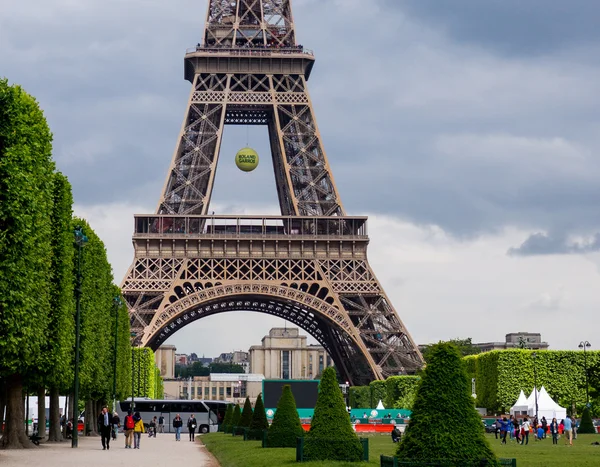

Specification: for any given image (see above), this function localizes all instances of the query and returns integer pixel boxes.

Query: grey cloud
[508,232,600,256]
[395,0,600,56]
[1,0,600,250]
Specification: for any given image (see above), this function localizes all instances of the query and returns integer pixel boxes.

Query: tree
[222,404,233,430]
[579,407,595,434]
[249,393,269,431]
[0,79,55,448]
[209,362,245,374]
[421,338,481,362]
[45,172,75,442]
[267,384,304,448]
[231,404,242,427]
[239,396,253,428]
[303,367,363,462]
[396,343,496,464]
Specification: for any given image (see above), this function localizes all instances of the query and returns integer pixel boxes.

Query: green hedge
[465,350,600,412]
[350,377,420,410]
[349,386,371,409]
[386,376,420,410]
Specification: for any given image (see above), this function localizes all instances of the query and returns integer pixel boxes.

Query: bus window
[119,401,131,412]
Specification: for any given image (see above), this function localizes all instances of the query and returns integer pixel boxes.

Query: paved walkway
[0,433,219,467]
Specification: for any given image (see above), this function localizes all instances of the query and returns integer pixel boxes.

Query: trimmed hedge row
[464,350,600,412]
[349,376,420,409]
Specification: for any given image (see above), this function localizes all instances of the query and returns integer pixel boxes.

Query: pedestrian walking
[158,415,165,433]
[111,412,120,440]
[148,416,157,437]
[541,416,547,439]
[563,416,573,446]
[173,413,183,441]
[500,417,509,444]
[123,410,135,448]
[550,417,559,445]
[521,417,530,444]
[188,414,197,442]
[133,411,145,449]
[97,407,112,450]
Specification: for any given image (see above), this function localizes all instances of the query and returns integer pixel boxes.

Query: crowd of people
[495,414,577,446]
[89,408,200,450]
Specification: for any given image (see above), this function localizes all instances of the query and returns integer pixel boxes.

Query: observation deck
[184,46,315,82]
[132,215,369,260]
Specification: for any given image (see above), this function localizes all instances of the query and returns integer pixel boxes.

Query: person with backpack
[123,410,135,448]
[133,411,145,449]
[173,413,183,441]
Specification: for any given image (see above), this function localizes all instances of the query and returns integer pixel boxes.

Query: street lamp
[532,352,539,420]
[130,332,137,412]
[112,296,123,412]
[72,226,88,448]
[579,341,592,407]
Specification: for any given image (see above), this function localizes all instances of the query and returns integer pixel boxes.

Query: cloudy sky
[2,0,599,357]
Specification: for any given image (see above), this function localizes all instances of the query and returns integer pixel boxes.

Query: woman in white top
[521,417,531,445]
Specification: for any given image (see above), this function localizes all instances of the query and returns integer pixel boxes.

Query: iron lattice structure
[122,0,424,384]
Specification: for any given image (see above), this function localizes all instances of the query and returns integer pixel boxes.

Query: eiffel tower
[121,0,423,385]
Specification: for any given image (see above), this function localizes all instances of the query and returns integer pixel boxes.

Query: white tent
[529,386,567,421]
[510,390,529,415]
[376,400,385,410]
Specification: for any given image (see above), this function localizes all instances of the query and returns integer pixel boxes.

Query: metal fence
[380,456,517,467]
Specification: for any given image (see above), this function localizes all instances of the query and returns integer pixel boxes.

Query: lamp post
[532,352,539,420]
[579,341,591,407]
[112,296,122,412]
[72,226,88,448]
[130,332,137,412]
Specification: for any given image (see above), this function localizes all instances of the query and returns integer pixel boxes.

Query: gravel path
[0,432,220,467]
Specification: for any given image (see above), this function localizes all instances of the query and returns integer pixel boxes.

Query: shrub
[239,396,253,428]
[304,367,363,462]
[579,407,595,434]
[231,404,241,427]
[249,393,269,431]
[267,384,304,447]
[222,404,233,430]
[397,343,496,464]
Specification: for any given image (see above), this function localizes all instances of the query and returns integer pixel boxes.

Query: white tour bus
[118,398,229,433]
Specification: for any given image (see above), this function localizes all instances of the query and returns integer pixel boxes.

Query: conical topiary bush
[222,403,233,432]
[303,367,363,461]
[267,384,304,447]
[397,342,496,464]
[249,393,269,439]
[231,404,241,428]
[579,407,595,434]
[239,396,253,428]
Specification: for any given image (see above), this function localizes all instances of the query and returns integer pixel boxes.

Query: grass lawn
[201,432,600,467]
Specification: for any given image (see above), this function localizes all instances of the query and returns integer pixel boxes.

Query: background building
[163,373,264,404]
[155,345,176,379]
[475,332,549,352]
[249,327,332,379]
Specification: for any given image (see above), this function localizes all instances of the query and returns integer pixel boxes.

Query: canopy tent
[510,390,529,415]
[529,386,567,421]
[376,400,385,410]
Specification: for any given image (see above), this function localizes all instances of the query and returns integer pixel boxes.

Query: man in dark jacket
[173,413,183,441]
[97,407,112,450]
[187,414,197,441]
